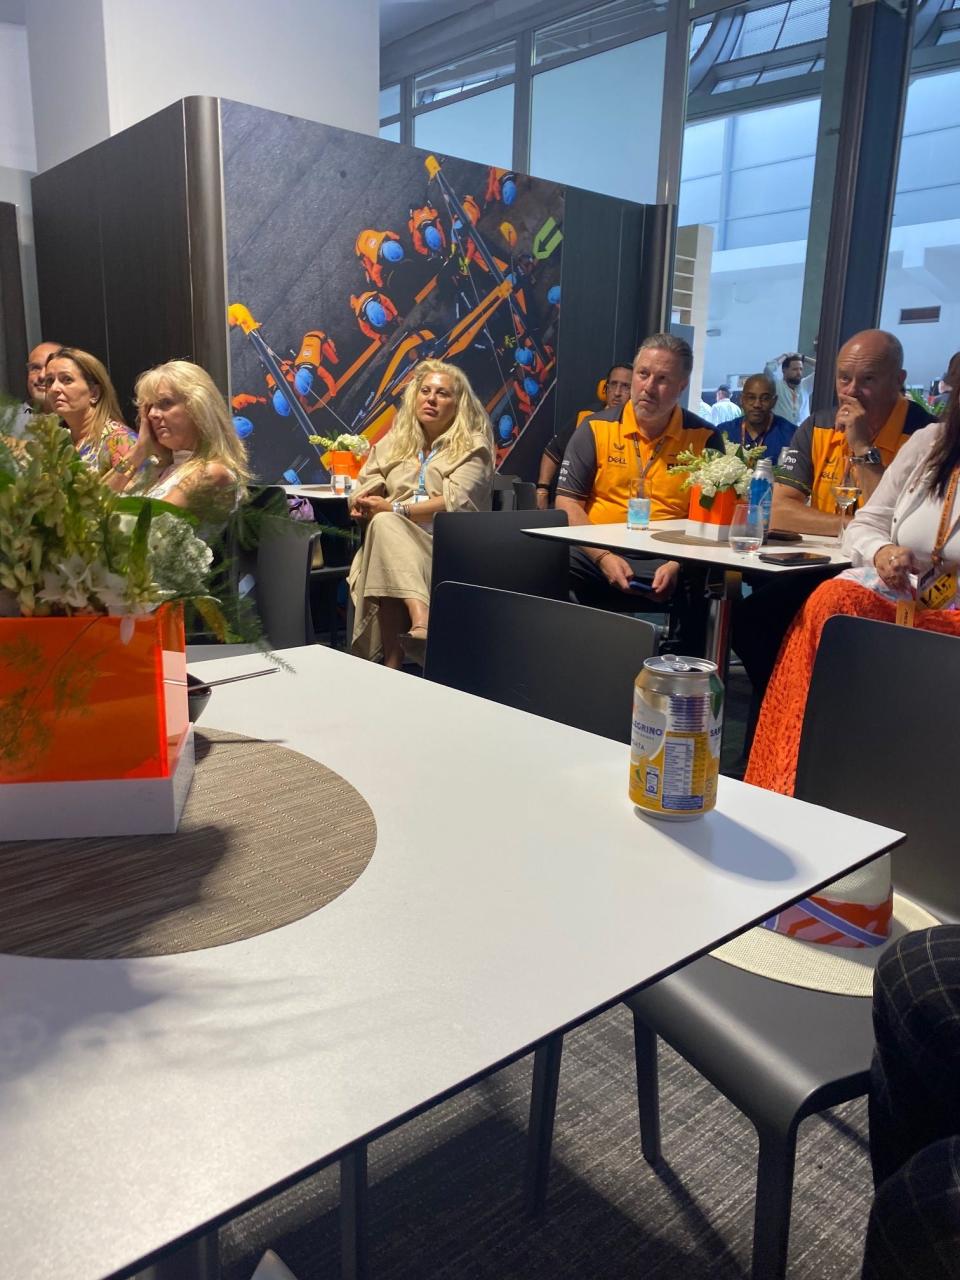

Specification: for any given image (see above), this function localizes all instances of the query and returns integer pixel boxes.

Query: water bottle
[749,458,774,537]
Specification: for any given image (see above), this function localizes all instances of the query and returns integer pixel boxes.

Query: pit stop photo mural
[221,100,564,484]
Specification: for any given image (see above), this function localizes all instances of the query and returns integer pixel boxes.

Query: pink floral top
[76,419,137,475]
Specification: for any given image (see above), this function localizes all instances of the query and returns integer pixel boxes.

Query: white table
[282,483,351,503]
[524,519,851,672]
[0,646,901,1280]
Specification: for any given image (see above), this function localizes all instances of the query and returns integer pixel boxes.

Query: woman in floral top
[43,347,135,475]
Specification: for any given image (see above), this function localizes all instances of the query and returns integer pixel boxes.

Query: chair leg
[340,1142,369,1280]
[524,1032,564,1217]
[750,1124,798,1280]
[632,1012,662,1165]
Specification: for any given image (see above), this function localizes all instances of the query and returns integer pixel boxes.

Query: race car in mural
[227,142,563,483]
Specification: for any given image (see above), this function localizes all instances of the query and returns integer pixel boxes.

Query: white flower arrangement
[0,412,219,620]
[668,435,767,509]
[308,431,371,457]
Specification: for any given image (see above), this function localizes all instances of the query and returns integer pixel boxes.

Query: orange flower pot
[329,450,362,480]
[687,484,739,540]
[0,604,189,784]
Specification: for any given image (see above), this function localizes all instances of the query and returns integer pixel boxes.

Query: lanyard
[630,432,670,485]
[932,466,960,567]
[417,446,438,494]
[734,419,768,450]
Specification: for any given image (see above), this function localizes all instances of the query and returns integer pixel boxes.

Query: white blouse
[842,424,960,575]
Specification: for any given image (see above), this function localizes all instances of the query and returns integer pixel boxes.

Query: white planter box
[686,519,733,542]
[1,728,195,841]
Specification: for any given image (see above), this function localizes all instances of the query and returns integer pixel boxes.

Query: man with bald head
[733,331,936,746]
[726,372,796,464]
[773,329,936,534]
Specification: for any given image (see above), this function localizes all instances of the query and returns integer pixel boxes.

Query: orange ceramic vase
[0,604,189,784]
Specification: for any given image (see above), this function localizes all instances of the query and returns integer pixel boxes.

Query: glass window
[413,85,514,169]
[529,34,666,205]
[414,43,514,107]
[881,65,960,394]
[678,98,821,391]
[724,206,814,248]
[533,0,665,67]
[678,173,723,225]
[379,84,401,120]
[680,118,725,180]
[727,156,816,218]
[379,122,401,143]
[689,19,712,61]
[730,95,820,165]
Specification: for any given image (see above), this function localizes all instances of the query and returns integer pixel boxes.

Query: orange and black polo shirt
[556,400,722,524]
[777,396,936,513]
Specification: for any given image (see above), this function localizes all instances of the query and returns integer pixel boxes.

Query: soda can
[629,655,724,821]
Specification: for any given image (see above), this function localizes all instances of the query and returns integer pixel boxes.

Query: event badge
[917,565,958,611]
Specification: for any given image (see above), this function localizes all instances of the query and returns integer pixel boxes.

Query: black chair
[431,508,570,601]
[528,616,960,1280]
[255,524,322,648]
[425,582,658,743]
[308,500,357,649]
[492,473,537,511]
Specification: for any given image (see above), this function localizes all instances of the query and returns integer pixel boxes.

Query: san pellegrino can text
[629,655,724,820]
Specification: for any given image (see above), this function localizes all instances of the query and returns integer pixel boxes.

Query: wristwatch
[850,447,881,466]
[391,500,409,518]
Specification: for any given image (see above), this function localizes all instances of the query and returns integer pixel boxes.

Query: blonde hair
[386,359,493,462]
[135,359,251,500]
[48,346,126,446]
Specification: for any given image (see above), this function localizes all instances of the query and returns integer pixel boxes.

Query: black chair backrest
[795,615,960,920]
[425,581,658,743]
[255,526,321,648]
[431,508,570,601]
[492,473,520,511]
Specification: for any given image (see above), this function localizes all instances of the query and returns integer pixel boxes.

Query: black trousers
[862,927,960,1278]
[569,547,710,657]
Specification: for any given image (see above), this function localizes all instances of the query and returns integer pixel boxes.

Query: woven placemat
[0,728,377,960]
[648,529,735,549]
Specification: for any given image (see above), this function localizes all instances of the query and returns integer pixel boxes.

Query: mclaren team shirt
[556,400,722,524]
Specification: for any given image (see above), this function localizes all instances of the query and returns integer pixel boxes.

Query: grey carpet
[221,1004,872,1279]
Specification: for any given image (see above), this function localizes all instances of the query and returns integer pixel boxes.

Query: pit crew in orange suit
[452,194,489,273]
[484,166,518,207]
[293,330,339,398]
[231,393,266,411]
[355,229,405,288]
[350,290,399,343]
[408,204,446,257]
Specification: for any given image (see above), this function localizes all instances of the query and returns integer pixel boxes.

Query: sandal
[400,624,428,666]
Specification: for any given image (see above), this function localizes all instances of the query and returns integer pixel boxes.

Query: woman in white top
[747,392,960,796]
[106,360,250,515]
[348,358,494,667]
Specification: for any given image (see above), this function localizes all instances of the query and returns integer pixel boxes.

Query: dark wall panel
[99,102,194,418]
[33,150,107,360]
[0,203,27,397]
[32,100,215,420]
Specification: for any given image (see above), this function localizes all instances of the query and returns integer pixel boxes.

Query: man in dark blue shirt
[723,373,795,465]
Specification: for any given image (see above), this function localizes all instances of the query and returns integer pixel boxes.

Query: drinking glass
[627,477,652,530]
[832,460,861,544]
[729,503,764,554]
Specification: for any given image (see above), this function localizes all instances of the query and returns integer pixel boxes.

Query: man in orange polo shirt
[772,329,935,533]
[556,333,721,649]
[735,328,937,736]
